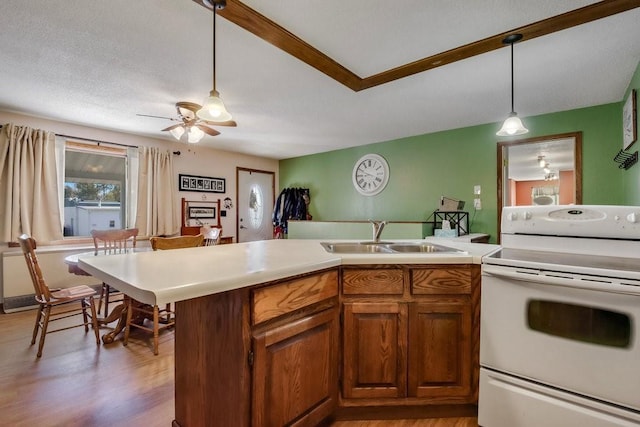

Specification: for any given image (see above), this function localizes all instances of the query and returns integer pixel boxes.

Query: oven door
[480,264,640,412]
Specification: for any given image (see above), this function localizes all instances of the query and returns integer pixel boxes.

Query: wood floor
[0,308,478,427]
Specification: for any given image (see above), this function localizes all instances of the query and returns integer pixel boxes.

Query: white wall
[0,111,279,303]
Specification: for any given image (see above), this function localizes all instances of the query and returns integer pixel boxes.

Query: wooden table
[64,248,151,344]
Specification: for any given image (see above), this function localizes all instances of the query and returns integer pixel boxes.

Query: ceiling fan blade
[175,102,202,113]
[202,119,237,127]
[196,124,220,137]
[137,113,179,122]
[161,124,185,132]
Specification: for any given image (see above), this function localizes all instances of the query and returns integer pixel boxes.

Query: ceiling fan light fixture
[538,155,546,167]
[497,112,529,136]
[169,126,185,140]
[497,34,528,137]
[187,126,205,143]
[197,90,232,122]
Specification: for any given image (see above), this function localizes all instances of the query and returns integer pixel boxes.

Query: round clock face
[352,154,389,196]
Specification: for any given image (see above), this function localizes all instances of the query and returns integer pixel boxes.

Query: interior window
[63,143,127,237]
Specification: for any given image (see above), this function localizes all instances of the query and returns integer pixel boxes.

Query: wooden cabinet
[252,308,338,427]
[173,263,479,426]
[342,302,407,399]
[251,270,339,427]
[174,269,338,427]
[340,265,480,409]
[408,301,472,398]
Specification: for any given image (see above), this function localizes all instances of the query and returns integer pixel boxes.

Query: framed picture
[623,89,637,150]
[188,206,216,219]
[179,174,225,193]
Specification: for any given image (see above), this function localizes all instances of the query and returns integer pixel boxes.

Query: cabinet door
[408,301,472,399]
[342,302,408,399]
[252,308,338,427]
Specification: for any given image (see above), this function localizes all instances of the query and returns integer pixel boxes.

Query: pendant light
[497,34,528,137]
[197,0,232,123]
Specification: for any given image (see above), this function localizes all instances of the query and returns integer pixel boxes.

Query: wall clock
[352,154,389,196]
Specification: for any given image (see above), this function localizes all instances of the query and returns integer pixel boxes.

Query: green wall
[623,60,640,205]
[280,103,625,243]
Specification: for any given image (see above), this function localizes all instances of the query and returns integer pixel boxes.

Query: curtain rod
[58,133,181,156]
[57,133,137,149]
[0,125,180,155]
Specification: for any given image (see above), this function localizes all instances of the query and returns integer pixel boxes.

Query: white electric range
[479,205,640,427]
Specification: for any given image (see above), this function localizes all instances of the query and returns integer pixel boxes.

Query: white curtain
[126,146,139,229]
[135,146,179,237]
[0,123,63,242]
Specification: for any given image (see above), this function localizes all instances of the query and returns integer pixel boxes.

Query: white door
[237,168,274,242]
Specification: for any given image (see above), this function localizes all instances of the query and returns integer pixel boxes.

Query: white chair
[203,227,222,246]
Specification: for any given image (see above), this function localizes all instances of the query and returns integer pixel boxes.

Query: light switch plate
[474,185,481,195]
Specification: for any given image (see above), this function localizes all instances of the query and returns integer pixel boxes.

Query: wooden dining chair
[90,228,138,316]
[18,234,100,357]
[125,233,204,355]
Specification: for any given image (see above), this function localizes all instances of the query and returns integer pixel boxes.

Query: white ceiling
[507,138,575,181]
[0,1,639,160]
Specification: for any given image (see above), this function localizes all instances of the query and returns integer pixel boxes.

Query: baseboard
[2,284,103,313]
[3,295,39,313]
[334,404,478,421]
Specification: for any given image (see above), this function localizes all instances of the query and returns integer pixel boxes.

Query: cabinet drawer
[342,269,404,295]
[252,270,338,325]
[411,267,471,295]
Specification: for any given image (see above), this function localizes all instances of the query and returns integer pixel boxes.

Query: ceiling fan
[137,102,237,142]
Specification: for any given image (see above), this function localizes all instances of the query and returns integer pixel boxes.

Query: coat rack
[613,149,638,170]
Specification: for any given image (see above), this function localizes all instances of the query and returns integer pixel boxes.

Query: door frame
[236,167,276,242]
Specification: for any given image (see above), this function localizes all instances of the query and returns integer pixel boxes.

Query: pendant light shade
[497,34,528,137]
[196,0,233,123]
[169,126,185,140]
[187,126,205,143]
[497,112,528,136]
[198,90,232,122]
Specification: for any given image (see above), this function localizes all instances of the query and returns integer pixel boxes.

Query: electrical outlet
[474,198,482,210]
[474,185,481,195]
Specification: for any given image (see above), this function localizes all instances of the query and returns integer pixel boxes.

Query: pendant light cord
[510,41,515,114]
[212,2,217,93]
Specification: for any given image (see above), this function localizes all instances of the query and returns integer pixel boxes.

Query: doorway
[497,131,583,240]
[236,168,275,242]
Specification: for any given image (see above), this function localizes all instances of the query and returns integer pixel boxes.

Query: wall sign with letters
[179,174,225,193]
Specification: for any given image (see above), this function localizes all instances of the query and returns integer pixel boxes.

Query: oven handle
[482,264,640,296]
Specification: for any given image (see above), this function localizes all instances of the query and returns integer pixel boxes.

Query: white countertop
[79,238,499,306]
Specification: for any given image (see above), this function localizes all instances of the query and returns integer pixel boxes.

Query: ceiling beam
[193,0,640,92]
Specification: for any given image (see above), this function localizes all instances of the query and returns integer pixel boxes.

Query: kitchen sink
[320,241,466,254]
[320,242,394,253]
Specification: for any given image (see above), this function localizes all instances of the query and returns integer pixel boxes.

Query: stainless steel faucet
[369,219,388,243]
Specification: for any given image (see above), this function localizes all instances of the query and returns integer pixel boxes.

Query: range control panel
[501,205,640,239]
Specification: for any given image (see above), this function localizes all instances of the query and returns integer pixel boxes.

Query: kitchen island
[79,238,498,427]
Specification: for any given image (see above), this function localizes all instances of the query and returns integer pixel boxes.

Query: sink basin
[320,242,394,253]
[386,243,464,253]
[320,241,465,254]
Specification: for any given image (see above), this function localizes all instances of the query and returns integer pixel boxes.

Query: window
[62,142,128,237]
[527,300,631,348]
[248,184,264,229]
